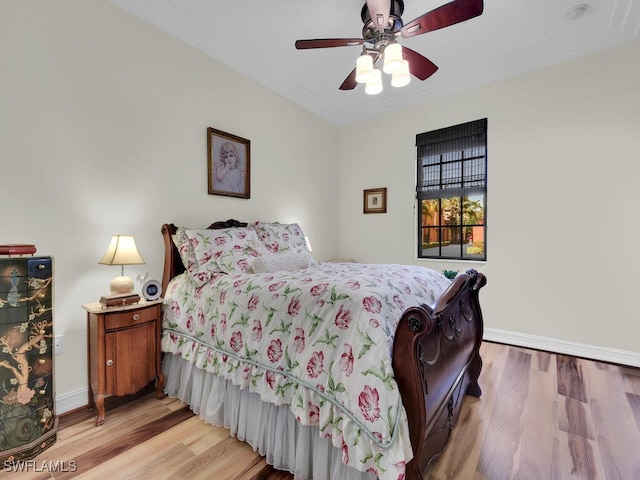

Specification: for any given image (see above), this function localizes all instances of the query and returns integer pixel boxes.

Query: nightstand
[82,299,165,426]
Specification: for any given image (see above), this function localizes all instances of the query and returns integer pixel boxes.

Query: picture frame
[363,187,387,214]
[207,127,251,199]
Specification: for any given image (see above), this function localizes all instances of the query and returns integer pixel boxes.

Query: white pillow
[252,251,312,273]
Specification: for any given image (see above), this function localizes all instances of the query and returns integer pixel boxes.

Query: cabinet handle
[133,314,140,321]
[106,359,114,366]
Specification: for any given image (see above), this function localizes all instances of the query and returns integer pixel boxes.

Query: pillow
[185,227,267,275]
[216,249,262,274]
[250,221,308,254]
[252,251,313,273]
[172,227,198,273]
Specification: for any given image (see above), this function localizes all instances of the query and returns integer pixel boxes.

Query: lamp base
[109,276,135,295]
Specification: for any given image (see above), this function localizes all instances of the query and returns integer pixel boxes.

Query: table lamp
[99,235,145,295]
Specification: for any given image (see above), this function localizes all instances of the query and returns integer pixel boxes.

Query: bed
[159,219,486,480]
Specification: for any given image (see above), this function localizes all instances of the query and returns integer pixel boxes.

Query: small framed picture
[363,187,387,214]
[207,127,250,199]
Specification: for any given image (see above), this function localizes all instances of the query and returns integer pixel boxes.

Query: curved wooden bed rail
[161,223,180,296]
[392,270,486,480]
[160,221,487,480]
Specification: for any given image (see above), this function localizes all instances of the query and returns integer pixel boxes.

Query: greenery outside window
[416,119,487,260]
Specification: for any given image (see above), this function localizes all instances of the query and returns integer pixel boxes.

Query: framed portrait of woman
[207,127,251,199]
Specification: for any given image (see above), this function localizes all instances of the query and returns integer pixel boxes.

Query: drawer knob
[38,359,46,365]
[133,314,140,321]
[38,264,46,270]
[106,359,114,366]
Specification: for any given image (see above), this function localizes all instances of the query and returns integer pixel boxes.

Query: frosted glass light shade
[383,43,403,74]
[391,60,411,87]
[355,54,374,83]
[365,69,383,95]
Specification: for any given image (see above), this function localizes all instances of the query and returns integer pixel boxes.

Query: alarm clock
[142,279,162,301]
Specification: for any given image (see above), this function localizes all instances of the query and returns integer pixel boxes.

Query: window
[416,118,487,260]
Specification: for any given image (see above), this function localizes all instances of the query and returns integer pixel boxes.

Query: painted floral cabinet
[0,257,57,463]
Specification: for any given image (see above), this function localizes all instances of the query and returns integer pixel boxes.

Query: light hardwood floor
[5,342,640,480]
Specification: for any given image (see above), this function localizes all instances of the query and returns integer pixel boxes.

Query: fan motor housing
[361,0,404,41]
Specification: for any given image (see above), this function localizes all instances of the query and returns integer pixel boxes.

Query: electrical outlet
[54,335,64,355]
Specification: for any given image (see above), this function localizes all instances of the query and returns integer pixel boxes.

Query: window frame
[416,119,487,261]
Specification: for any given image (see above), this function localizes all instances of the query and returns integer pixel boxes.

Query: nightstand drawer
[105,307,157,331]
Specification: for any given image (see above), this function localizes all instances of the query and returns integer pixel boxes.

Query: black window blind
[416,118,487,200]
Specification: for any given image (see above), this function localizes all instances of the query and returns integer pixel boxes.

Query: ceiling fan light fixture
[365,68,383,95]
[391,60,411,87]
[382,43,403,74]
[355,54,375,83]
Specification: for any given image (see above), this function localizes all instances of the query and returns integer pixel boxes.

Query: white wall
[338,40,640,360]
[0,1,339,410]
[2,0,638,414]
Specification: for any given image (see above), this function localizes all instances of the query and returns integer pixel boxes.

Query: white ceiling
[109,0,640,126]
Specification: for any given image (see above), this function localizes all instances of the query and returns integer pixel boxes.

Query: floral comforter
[161,262,451,480]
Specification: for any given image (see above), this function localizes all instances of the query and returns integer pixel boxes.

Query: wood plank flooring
[4,342,639,480]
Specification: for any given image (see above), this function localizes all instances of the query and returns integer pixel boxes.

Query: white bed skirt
[162,353,377,480]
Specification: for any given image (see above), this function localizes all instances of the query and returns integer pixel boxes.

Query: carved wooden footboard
[393,270,486,480]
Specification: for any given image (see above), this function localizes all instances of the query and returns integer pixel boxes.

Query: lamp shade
[99,235,145,266]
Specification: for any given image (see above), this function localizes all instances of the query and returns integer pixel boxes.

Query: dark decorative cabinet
[0,257,57,463]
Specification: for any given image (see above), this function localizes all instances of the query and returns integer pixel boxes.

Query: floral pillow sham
[171,227,198,274]
[250,221,307,254]
[184,227,267,278]
[173,222,315,278]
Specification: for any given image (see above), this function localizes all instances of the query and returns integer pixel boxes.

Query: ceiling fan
[295,0,484,92]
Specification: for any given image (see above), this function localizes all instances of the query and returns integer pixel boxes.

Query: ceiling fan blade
[295,38,365,49]
[400,0,483,38]
[365,0,392,29]
[402,47,438,80]
[339,69,358,90]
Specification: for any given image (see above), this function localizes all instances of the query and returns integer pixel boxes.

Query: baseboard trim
[54,330,639,413]
[484,327,640,368]
[56,387,88,415]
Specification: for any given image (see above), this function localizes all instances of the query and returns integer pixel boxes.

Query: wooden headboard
[160,219,248,295]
